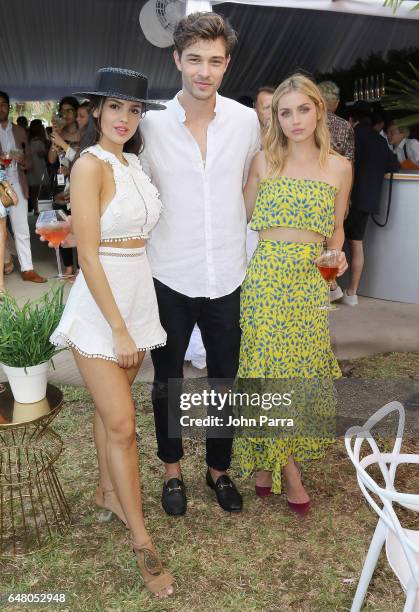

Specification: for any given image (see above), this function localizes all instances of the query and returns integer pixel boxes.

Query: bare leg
[73,351,173,598]
[347,239,364,296]
[94,360,143,521]
[282,456,310,504]
[164,461,182,481]
[255,470,272,487]
[0,218,6,291]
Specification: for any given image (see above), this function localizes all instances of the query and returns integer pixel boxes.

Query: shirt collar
[172,91,222,123]
[0,120,12,132]
[394,138,406,150]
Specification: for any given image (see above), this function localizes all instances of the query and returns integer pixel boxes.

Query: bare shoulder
[328,153,351,183]
[71,153,102,181]
[252,150,267,177]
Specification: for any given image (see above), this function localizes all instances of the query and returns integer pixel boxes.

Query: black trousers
[151,279,241,471]
[53,203,76,268]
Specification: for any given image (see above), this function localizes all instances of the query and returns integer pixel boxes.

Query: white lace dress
[50,144,167,361]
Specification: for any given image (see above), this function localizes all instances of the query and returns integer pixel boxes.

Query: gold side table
[0,383,71,557]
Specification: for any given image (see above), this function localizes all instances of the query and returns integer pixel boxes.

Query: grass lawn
[1,352,418,612]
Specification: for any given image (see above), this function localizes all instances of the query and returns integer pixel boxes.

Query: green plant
[382,62,419,127]
[0,285,65,367]
[384,0,419,13]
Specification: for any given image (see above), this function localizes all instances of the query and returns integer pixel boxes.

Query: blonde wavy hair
[264,73,331,177]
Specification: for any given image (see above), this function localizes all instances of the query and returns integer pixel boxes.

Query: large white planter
[0,361,50,403]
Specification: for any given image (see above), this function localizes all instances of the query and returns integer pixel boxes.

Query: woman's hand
[51,131,67,150]
[112,327,140,369]
[11,150,25,165]
[36,215,76,248]
[314,250,348,277]
[335,250,348,276]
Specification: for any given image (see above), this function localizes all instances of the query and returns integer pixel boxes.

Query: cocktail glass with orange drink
[36,210,71,279]
[316,249,340,311]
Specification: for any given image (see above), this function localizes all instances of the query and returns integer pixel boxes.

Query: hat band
[96,72,148,101]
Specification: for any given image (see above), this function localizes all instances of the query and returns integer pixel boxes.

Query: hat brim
[73,91,166,111]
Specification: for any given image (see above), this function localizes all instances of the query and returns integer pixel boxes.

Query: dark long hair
[78,95,143,157]
[28,119,47,144]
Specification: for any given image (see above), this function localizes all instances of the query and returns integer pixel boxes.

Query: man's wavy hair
[173,12,237,57]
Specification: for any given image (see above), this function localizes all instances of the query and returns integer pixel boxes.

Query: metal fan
[139,0,187,48]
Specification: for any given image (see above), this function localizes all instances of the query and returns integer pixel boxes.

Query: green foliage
[382,62,419,126]
[0,285,65,367]
[383,0,419,13]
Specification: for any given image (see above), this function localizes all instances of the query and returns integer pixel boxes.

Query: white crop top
[81,144,162,242]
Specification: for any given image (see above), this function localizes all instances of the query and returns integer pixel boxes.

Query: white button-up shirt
[390,137,419,165]
[140,93,260,299]
[0,121,19,180]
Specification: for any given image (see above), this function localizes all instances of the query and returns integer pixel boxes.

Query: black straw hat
[74,67,165,110]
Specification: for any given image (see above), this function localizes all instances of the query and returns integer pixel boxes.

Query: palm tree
[382,1,419,125]
[383,63,419,127]
[383,0,419,12]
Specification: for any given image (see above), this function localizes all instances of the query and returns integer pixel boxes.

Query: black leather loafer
[161,477,187,516]
[206,469,243,513]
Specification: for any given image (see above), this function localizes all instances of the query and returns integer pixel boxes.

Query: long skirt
[234,239,341,494]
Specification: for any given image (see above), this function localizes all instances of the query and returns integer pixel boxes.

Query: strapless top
[81,144,162,242]
[250,177,337,238]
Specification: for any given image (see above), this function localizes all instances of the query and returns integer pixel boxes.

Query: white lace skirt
[50,246,166,361]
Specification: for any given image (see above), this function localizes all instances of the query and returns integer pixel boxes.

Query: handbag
[0,180,18,208]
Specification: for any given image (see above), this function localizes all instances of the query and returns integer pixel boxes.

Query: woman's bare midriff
[259,227,324,243]
[99,238,146,248]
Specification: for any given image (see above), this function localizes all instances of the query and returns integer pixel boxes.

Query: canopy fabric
[1,0,418,101]
[212,0,419,20]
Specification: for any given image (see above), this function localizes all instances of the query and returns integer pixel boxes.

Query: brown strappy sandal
[132,539,175,597]
[94,485,128,528]
[3,261,14,275]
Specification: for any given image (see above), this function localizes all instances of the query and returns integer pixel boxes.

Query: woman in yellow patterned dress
[235,74,352,515]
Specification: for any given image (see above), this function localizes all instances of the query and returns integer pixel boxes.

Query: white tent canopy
[210,0,419,19]
[1,0,418,100]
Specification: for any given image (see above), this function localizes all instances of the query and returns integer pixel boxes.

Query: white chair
[345,401,419,612]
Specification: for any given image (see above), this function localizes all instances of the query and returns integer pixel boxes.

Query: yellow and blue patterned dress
[235,177,341,494]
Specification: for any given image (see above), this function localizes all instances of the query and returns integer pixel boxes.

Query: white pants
[184,324,207,370]
[7,177,33,272]
[246,226,259,263]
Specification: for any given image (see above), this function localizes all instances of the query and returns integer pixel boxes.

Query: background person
[318,80,355,303]
[338,103,399,306]
[386,121,419,170]
[48,96,81,276]
[16,115,29,133]
[27,119,48,211]
[317,80,354,162]
[254,86,275,135]
[0,90,46,282]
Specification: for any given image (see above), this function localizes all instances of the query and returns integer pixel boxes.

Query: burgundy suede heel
[287,499,311,517]
[255,485,272,498]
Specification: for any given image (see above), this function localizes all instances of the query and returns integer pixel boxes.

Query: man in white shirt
[387,122,419,169]
[0,91,46,282]
[141,12,260,516]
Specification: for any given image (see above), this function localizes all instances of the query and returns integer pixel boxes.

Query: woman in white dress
[50,68,174,598]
